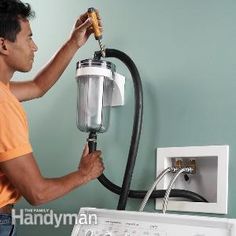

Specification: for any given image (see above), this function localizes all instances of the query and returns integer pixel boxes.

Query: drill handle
[87,7,102,40]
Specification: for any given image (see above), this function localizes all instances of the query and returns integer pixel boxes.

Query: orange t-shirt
[0,81,33,208]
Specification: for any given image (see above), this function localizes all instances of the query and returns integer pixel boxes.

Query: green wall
[15,0,236,235]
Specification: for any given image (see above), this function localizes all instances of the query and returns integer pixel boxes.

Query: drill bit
[87,7,106,57]
[98,39,105,57]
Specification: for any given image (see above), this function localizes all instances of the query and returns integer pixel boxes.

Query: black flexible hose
[87,132,123,195]
[91,49,208,209]
[87,133,207,202]
[96,169,208,202]
[87,131,97,152]
[102,49,143,210]
[129,189,207,202]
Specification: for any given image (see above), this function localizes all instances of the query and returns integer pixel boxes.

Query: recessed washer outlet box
[155,145,229,214]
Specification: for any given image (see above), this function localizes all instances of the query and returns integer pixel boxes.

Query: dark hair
[0,0,35,42]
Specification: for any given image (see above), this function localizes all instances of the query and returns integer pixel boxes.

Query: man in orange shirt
[0,0,104,235]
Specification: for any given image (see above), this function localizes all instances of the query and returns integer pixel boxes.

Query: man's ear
[0,37,8,55]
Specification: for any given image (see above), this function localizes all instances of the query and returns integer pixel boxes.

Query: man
[0,0,104,235]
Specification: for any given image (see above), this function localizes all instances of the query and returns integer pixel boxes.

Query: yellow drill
[87,7,106,57]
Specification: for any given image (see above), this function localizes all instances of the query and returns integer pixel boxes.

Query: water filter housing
[76,59,116,133]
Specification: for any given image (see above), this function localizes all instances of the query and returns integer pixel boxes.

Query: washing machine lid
[71,207,236,236]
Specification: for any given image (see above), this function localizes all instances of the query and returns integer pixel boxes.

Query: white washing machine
[71,207,236,236]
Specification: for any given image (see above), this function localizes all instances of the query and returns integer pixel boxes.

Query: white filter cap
[76,67,113,79]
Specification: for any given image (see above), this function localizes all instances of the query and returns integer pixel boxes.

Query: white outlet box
[155,145,229,214]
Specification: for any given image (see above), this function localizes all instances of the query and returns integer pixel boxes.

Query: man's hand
[78,144,104,181]
[69,10,103,49]
[0,147,104,206]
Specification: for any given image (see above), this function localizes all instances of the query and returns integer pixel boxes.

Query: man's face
[5,19,38,72]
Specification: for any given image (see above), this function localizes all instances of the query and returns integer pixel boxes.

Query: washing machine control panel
[71,208,236,236]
